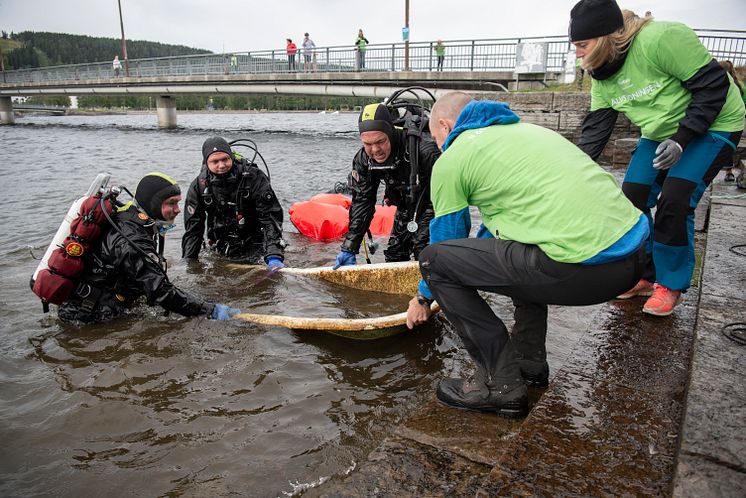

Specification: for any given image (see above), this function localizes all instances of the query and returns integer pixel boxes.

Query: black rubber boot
[436,375,528,418]
[518,359,550,388]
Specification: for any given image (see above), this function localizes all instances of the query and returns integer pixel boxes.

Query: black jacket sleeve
[245,166,285,261]
[414,136,440,213]
[670,59,732,149]
[181,176,206,260]
[577,107,619,160]
[111,217,214,317]
[341,148,379,253]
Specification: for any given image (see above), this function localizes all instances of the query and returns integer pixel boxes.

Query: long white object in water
[231,261,435,339]
[230,260,422,295]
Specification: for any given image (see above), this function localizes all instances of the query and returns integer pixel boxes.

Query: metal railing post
[470,40,475,71]
[391,44,396,71]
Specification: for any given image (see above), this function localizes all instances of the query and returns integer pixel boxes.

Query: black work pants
[419,238,644,383]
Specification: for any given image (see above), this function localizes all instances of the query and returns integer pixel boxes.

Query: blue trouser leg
[622,131,741,291]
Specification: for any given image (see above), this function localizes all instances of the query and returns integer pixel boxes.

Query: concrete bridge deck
[305,177,746,497]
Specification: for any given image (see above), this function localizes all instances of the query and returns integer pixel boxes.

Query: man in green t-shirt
[406,91,647,418]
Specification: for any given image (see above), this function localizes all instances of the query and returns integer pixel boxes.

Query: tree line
[1,30,210,69]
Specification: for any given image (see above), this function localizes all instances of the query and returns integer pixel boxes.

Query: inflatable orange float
[289,193,396,241]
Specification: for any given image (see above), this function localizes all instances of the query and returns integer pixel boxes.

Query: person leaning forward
[58,172,240,324]
[406,92,648,418]
[182,137,286,270]
[333,103,441,268]
[571,0,744,316]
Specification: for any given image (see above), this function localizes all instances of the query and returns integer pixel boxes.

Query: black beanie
[358,103,394,142]
[135,172,181,221]
[569,0,624,41]
[202,136,233,164]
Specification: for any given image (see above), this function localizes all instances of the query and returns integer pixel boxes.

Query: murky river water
[0,111,595,497]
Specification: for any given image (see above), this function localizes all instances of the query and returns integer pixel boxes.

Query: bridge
[2,31,744,128]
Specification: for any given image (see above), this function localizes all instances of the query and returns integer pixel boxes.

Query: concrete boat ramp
[304,179,746,497]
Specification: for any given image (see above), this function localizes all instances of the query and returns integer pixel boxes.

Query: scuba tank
[30,173,115,311]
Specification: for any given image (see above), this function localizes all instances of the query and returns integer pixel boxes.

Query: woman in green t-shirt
[570,0,744,317]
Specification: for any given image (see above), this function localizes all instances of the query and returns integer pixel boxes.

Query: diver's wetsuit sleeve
[247,168,285,261]
[577,107,619,161]
[115,219,214,317]
[416,137,441,210]
[182,176,206,260]
[341,148,378,253]
[670,59,732,149]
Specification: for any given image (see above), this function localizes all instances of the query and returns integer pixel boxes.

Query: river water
[0,111,590,497]
[0,111,468,497]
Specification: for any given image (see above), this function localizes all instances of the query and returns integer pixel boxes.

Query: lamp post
[118,0,129,77]
[404,0,410,71]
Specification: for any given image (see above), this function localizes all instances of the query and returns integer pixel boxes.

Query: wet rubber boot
[436,365,528,418]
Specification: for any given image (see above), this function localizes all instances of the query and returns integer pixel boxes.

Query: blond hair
[582,10,652,71]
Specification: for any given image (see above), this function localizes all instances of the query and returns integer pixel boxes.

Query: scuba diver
[182,136,286,269]
[56,172,239,324]
[334,87,441,268]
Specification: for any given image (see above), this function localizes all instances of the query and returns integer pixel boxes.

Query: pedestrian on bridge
[112,55,122,77]
[355,29,369,71]
[286,38,298,71]
[302,32,316,72]
[435,40,445,71]
[571,0,745,316]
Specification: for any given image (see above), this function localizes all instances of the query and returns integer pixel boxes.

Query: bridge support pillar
[0,97,15,125]
[156,96,177,129]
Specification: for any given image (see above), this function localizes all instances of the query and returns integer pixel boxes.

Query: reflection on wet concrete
[310,180,746,497]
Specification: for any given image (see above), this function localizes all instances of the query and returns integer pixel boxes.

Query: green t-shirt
[436,44,445,57]
[590,21,745,140]
[356,36,367,52]
[432,122,641,263]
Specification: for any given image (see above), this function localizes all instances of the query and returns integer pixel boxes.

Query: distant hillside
[1,31,212,69]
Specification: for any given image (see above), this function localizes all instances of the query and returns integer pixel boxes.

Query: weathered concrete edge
[673,184,746,495]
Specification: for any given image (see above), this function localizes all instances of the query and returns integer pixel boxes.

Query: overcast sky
[1,0,744,55]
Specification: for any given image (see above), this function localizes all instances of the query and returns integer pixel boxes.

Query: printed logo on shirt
[617,78,633,90]
[611,81,662,107]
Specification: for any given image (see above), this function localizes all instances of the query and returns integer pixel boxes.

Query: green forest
[1,30,370,111]
[1,30,210,68]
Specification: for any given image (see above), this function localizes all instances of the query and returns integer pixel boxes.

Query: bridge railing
[2,30,745,85]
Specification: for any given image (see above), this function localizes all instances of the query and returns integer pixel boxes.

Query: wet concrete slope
[308,180,744,497]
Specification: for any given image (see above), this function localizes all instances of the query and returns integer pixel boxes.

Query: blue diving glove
[653,139,683,170]
[266,257,286,271]
[333,250,356,270]
[211,303,240,320]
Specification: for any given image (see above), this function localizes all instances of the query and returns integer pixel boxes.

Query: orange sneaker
[616,279,654,299]
[642,284,682,316]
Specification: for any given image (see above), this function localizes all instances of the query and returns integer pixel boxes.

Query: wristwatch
[416,293,434,308]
